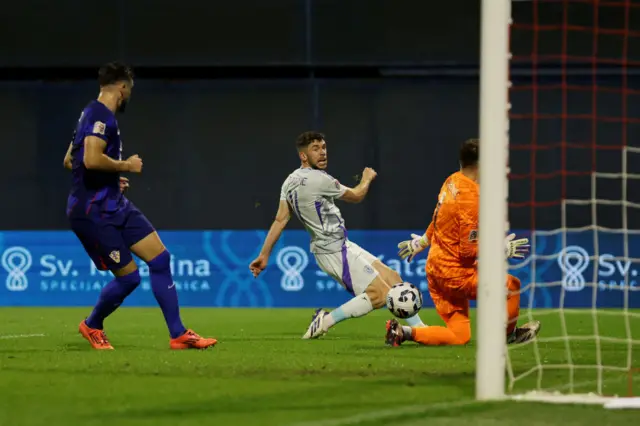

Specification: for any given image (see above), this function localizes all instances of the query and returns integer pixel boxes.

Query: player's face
[304,140,328,170]
[116,80,134,113]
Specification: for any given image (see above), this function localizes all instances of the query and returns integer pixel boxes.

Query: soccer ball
[386,282,423,319]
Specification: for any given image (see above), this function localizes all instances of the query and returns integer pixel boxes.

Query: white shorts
[314,240,380,295]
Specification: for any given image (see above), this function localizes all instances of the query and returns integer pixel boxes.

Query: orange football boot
[170,329,217,350]
[79,320,114,350]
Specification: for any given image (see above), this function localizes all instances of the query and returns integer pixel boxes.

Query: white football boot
[302,309,329,339]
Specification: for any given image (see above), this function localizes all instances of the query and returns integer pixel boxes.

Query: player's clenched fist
[119,177,130,193]
[126,154,143,173]
[362,167,377,182]
[249,254,268,278]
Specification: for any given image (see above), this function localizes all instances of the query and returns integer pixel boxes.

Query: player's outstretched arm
[250,200,291,277]
[83,136,142,172]
[340,167,377,204]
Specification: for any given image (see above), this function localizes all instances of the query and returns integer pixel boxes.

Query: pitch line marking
[0,333,46,340]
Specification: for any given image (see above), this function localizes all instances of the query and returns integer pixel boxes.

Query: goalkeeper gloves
[398,233,430,263]
[504,233,529,259]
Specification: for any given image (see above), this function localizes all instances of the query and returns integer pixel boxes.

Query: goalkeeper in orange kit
[385,139,541,347]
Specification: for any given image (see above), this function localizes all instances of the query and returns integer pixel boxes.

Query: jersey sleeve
[84,111,115,143]
[314,173,347,198]
[427,183,446,242]
[426,221,434,242]
[279,181,287,201]
[457,187,479,263]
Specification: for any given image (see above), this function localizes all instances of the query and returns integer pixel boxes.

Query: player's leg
[405,309,471,346]
[302,242,379,338]
[80,260,140,350]
[335,242,427,326]
[129,232,185,336]
[369,259,426,327]
[506,274,521,336]
[124,207,216,349]
[70,219,142,350]
[84,260,140,330]
[326,257,426,327]
[386,276,471,346]
[317,278,381,335]
[445,272,541,343]
[506,274,542,344]
[303,241,421,338]
[388,273,540,346]
[403,274,526,345]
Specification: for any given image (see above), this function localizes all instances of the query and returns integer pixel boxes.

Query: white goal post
[475,0,640,408]
[476,0,511,401]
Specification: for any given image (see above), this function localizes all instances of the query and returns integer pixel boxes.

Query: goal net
[504,0,640,405]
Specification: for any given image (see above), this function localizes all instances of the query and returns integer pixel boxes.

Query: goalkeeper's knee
[507,275,521,293]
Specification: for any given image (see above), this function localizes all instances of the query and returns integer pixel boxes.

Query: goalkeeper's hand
[398,233,430,263]
[504,233,530,259]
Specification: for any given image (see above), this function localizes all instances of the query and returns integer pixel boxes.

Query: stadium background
[1,0,638,309]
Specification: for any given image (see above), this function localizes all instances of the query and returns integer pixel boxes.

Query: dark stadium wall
[0,78,479,230]
[3,75,638,232]
[0,0,623,69]
[0,0,481,67]
[1,0,636,231]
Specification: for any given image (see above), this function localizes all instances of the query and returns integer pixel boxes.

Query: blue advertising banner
[0,230,638,308]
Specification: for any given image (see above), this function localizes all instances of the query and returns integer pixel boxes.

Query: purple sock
[85,270,140,329]
[148,250,187,339]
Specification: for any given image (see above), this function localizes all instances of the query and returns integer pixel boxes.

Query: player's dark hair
[296,131,325,150]
[459,138,479,168]
[98,61,134,87]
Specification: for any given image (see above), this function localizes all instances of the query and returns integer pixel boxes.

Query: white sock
[323,293,374,331]
[405,313,427,327]
[402,326,413,341]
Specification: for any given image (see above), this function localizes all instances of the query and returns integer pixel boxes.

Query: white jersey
[280,167,348,254]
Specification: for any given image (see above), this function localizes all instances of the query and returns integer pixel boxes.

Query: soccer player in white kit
[249,131,426,339]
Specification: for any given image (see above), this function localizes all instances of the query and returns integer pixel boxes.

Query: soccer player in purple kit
[63,62,217,350]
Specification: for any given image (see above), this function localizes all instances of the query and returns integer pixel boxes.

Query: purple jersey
[67,100,127,217]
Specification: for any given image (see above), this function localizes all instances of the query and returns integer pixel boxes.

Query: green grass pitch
[1,307,639,425]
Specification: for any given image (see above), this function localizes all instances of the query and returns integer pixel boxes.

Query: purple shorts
[68,201,155,271]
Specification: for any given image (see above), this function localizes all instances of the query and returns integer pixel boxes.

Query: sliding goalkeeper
[385,138,541,347]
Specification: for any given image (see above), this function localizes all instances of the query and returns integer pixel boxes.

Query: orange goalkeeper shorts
[427,271,521,317]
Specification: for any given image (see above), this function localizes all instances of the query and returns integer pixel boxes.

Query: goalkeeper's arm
[426,221,434,243]
[416,231,430,247]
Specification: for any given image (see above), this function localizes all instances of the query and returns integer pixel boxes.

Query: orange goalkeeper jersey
[425,171,479,278]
